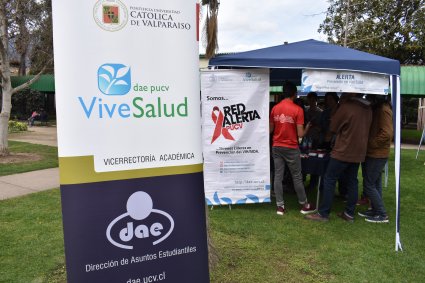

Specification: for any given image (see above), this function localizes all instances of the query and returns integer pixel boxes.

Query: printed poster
[201,69,271,205]
[301,69,390,94]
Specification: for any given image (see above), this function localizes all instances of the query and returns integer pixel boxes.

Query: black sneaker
[358,209,375,218]
[365,215,389,223]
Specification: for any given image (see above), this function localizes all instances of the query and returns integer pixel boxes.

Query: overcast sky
[199,0,330,53]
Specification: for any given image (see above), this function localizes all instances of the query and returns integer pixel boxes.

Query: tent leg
[392,75,402,252]
[415,126,425,159]
[396,233,403,251]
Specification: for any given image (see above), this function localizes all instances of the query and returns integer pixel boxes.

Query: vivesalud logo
[98,63,131,95]
[106,191,175,250]
[78,63,188,119]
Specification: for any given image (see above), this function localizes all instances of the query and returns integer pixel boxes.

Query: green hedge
[8,120,28,133]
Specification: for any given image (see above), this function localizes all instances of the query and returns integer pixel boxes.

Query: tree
[0,0,53,156]
[28,0,53,75]
[201,0,220,59]
[199,1,221,270]
[319,0,425,64]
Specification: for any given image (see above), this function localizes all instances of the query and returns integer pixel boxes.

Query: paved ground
[0,168,59,200]
[9,126,58,146]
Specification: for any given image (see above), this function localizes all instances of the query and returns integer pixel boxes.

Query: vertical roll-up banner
[200,69,271,205]
[52,1,209,282]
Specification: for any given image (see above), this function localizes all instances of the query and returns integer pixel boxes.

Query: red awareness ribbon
[211,106,235,144]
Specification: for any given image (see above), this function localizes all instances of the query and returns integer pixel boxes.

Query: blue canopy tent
[209,39,402,251]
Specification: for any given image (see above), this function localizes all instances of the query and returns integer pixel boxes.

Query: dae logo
[106,191,175,250]
[93,0,128,32]
[98,63,131,95]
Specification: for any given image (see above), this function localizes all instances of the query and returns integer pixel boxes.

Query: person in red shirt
[270,82,314,215]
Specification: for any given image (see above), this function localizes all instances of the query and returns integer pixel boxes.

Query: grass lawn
[0,149,424,282]
[0,189,65,283]
[0,141,58,176]
[401,128,423,144]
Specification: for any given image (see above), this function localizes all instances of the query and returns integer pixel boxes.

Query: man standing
[358,95,393,223]
[306,93,372,222]
[270,81,314,215]
[304,92,323,190]
[305,92,323,148]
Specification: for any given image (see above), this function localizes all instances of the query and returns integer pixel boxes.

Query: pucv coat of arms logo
[93,0,128,31]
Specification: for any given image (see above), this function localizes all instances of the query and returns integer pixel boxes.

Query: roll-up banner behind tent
[52,1,209,282]
[209,39,402,251]
[201,69,271,205]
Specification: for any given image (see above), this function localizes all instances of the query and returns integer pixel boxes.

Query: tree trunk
[0,111,9,156]
[0,78,12,156]
[418,98,424,131]
[0,2,12,156]
[19,52,27,75]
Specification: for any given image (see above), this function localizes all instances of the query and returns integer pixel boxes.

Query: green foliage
[320,0,425,64]
[402,128,423,143]
[11,89,45,119]
[7,120,28,133]
[401,97,419,126]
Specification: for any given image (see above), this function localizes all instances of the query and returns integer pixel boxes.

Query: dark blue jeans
[319,158,360,218]
[362,157,388,216]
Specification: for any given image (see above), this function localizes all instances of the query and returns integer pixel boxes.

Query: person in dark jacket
[306,93,372,222]
[358,95,393,223]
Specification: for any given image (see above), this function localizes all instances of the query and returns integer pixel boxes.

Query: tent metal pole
[392,75,403,252]
[415,126,425,159]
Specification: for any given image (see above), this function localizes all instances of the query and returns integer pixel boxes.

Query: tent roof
[209,39,400,77]
[400,66,425,97]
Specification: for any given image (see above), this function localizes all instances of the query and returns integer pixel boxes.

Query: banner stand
[52,1,210,281]
[201,69,271,207]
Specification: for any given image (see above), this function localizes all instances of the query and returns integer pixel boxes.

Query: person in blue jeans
[306,93,372,222]
[358,95,393,223]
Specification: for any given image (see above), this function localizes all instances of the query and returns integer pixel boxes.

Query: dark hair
[325,92,339,103]
[294,98,305,111]
[367,94,391,110]
[283,81,297,98]
[307,92,318,99]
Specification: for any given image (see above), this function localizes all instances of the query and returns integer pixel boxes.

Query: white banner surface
[201,69,271,205]
[301,69,389,94]
[54,0,202,173]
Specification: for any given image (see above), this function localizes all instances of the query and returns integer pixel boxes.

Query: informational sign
[201,69,271,205]
[301,69,390,94]
[52,1,209,282]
